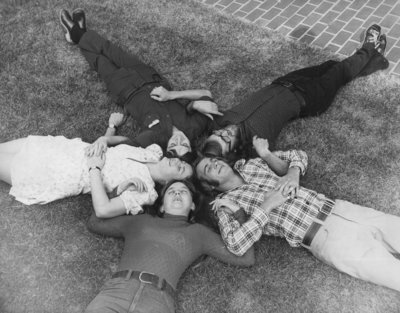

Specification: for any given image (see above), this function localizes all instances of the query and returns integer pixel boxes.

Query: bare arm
[150,86,212,101]
[253,136,288,176]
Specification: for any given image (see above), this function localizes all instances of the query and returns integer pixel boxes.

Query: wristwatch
[108,123,116,130]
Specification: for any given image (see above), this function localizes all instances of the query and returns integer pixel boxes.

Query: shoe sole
[59,10,74,44]
[72,8,86,30]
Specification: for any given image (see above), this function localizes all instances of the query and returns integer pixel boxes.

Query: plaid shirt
[215,150,333,256]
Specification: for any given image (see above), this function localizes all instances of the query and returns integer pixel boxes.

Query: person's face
[195,157,233,186]
[160,157,193,181]
[167,130,191,157]
[161,182,194,216]
[205,125,238,156]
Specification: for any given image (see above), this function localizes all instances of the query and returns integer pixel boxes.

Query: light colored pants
[309,199,400,292]
[85,277,175,313]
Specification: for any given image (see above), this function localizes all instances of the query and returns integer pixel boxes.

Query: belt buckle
[320,199,335,216]
[139,271,154,284]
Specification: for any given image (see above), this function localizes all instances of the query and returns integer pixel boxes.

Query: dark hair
[192,156,223,196]
[197,124,249,166]
[151,179,200,222]
[165,150,197,164]
[201,140,223,158]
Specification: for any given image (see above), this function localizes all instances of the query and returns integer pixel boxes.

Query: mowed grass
[1,0,400,312]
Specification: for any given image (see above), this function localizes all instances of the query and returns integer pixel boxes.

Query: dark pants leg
[281,43,378,116]
[78,30,168,104]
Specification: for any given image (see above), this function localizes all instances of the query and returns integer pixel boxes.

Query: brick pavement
[197,0,400,77]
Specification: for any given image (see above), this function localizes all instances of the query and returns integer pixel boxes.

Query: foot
[376,34,387,55]
[72,8,86,31]
[59,9,75,44]
[363,24,381,48]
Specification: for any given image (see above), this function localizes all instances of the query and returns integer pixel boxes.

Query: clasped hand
[85,136,108,157]
[116,177,148,195]
[274,168,300,199]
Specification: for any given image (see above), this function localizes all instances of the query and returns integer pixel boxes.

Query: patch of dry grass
[1,0,400,312]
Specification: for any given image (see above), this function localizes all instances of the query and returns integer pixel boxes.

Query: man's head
[194,156,235,193]
[159,180,197,217]
[201,124,239,158]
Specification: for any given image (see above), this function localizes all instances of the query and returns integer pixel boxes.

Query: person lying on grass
[195,136,400,293]
[60,10,388,165]
[0,135,192,218]
[85,179,254,313]
[60,8,222,164]
[199,24,389,163]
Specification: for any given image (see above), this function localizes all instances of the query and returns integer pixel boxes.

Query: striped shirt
[215,150,333,256]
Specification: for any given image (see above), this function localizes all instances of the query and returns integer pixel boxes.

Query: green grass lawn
[1,0,400,312]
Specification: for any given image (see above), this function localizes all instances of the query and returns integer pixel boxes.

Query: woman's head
[166,127,192,157]
[157,157,194,183]
[158,180,198,217]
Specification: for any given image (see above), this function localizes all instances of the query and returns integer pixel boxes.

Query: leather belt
[272,80,306,108]
[301,199,335,248]
[112,270,175,298]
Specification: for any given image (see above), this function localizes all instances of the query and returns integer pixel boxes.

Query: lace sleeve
[119,188,158,215]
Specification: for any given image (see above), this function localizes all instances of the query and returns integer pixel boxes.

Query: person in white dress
[0,133,193,218]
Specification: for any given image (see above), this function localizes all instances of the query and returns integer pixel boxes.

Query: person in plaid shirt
[195,136,400,292]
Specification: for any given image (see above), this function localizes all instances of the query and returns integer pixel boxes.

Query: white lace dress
[10,135,162,214]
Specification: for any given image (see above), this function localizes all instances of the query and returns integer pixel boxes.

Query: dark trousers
[78,30,169,106]
[279,43,379,117]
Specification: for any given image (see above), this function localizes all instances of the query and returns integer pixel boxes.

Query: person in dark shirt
[85,179,254,313]
[200,24,389,163]
[60,10,388,166]
[60,9,222,164]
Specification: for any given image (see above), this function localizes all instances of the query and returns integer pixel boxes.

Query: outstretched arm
[150,86,212,101]
[87,211,132,238]
[200,224,255,267]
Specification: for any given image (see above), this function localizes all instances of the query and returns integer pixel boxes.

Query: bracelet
[89,166,101,172]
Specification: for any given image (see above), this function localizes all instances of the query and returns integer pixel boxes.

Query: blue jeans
[85,277,175,313]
